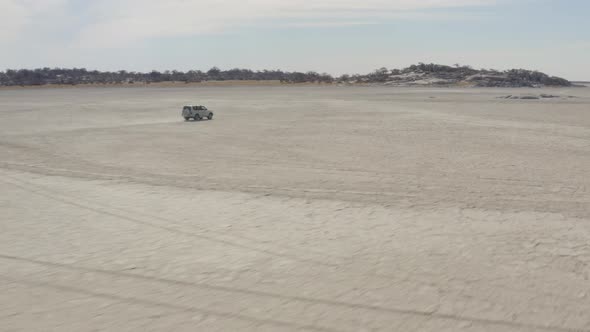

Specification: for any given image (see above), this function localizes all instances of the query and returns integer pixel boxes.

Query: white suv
[182,105,213,121]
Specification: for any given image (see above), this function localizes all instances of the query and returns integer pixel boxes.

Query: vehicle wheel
[207,113,213,120]
[194,115,201,121]
[184,117,190,121]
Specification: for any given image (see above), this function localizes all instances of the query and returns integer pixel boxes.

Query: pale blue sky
[1,0,589,79]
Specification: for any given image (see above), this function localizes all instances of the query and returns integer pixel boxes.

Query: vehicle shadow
[183,118,213,123]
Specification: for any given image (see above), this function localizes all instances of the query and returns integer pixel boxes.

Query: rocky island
[345,63,573,87]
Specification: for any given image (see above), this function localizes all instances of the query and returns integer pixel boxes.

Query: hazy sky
[1,0,589,80]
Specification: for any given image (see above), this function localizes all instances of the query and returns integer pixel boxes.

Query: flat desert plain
[1,86,589,332]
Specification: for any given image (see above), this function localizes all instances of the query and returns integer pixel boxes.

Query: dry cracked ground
[1,86,589,331]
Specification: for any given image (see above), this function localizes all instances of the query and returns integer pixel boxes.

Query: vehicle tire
[207,113,213,120]
[184,117,190,121]
[194,115,201,121]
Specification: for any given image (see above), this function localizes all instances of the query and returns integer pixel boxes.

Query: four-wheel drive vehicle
[182,105,213,121]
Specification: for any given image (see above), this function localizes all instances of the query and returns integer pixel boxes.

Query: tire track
[3,168,588,302]
[1,254,586,332]
[0,173,341,267]
[0,274,336,332]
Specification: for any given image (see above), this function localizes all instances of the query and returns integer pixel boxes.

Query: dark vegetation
[0,63,571,87]
[0,67,333,86]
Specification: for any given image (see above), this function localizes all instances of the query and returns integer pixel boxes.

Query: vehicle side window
[193,106,198,110]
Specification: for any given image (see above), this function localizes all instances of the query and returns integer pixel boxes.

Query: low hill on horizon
[346,63,572,88]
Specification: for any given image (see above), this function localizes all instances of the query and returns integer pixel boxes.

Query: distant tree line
[0,64,571,87]
[0,67,334,86]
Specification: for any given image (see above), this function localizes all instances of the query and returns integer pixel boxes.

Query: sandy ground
[1,86,590,331]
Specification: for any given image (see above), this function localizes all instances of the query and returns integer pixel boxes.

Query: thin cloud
[55,0,497,48]
[0,0,69,42]
[281,21,376,28]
